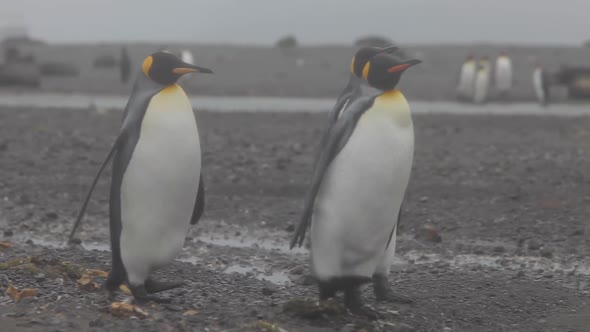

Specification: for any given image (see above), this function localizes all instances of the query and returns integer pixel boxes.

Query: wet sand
[1,106,590,331]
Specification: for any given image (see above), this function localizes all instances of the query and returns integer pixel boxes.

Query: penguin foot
[372,274,413,304]
[145,279,185,294]
[344,287,380,320]
[318,281,337,301]
[129,284,172,304]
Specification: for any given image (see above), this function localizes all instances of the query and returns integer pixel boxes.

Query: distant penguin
[69,51,213,302]
[473,59,490,104]
[456,55,476,100]
[179,50,194,65]
[178,50,195,85]
[494,52,513,97]
[533,63,550,106]
[120,46,131,84]
[291,53,421,315]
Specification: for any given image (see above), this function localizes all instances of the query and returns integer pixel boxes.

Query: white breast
[120,84,201,285]
[458,62,476,96]
[474,70,489,103]
[311,93,414,280]
[494,57,513,91]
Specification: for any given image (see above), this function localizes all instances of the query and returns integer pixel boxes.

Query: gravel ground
[1,106,590,331]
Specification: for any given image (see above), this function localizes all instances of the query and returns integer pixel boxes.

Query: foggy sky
[4,0,590,45]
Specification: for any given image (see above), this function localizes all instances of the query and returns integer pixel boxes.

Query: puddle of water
[11,234,110,252]
[223,264,291,285]
[401,251,590,276]
[193,231,308,255]
[0,92,589,116]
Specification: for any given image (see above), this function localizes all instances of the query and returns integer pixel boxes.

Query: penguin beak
[172,63,214,75]
[387,59,422,73]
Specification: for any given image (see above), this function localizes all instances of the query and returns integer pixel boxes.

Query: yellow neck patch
[350,56,356,75]
[368,89,412,127]
[142,56,153,78]
[362,62,371,80]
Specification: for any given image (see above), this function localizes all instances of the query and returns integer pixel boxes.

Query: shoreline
[0,92,589,116]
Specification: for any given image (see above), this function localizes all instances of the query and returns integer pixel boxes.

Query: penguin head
[141,51,213,86]
[361,53,421,91]
[350,45,399,77]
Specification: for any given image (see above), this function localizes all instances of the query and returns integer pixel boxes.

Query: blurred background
[1,0,590,103]
[1,2,590,331]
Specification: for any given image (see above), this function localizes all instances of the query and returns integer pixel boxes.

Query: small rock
[540,248,553,258]
[420,196,428,203]
[289,265,305,275]
[164,305,182,312]
[387,323,415,332]
[3,230,13,237]
[493,246,505,253]
[571,229,584,236]
[295,275,314,286]
[262,286,276,296]
[35,274,46,283]
[543,273,553,278]
[416,224,442,243]
[285,224,295,232]
[68,238,82,245]
[527,239,541,250]
[45,212,58,220]
[89,319,104,327]
[0,274,10,287]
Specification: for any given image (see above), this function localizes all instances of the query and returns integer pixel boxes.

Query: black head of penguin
[350,45,399,78]
[362,53,422,91]
[141,51,213,86]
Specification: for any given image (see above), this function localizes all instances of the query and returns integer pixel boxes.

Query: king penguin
[456,55,476,101]
[533,63,550,106]
[494,51,513,98]
[315,46,399,165]
[473,59,490,104]
[69,51,213,302]
[290,52,421,315]
[326,46,398,126]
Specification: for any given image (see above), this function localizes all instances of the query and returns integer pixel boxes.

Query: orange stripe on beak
[173,68,199,74]
[387,63,412,73]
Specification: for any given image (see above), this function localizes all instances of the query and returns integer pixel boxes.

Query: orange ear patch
[142,56,153,78]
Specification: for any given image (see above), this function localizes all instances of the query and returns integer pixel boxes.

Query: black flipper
[190,173,205,225]
[290,96,377,249]
[68,138,120,241]
[68,72,164,241]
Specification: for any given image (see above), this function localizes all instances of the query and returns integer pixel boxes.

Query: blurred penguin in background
[456,55,476,101]
[178,50,195,85]
[533,63,550,106]
[120,46,131,84]
[494,51,513,99]
[473,61,490,104]
[180,50,194,65]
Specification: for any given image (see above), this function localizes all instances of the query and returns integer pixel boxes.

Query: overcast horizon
[3,0,590,45]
